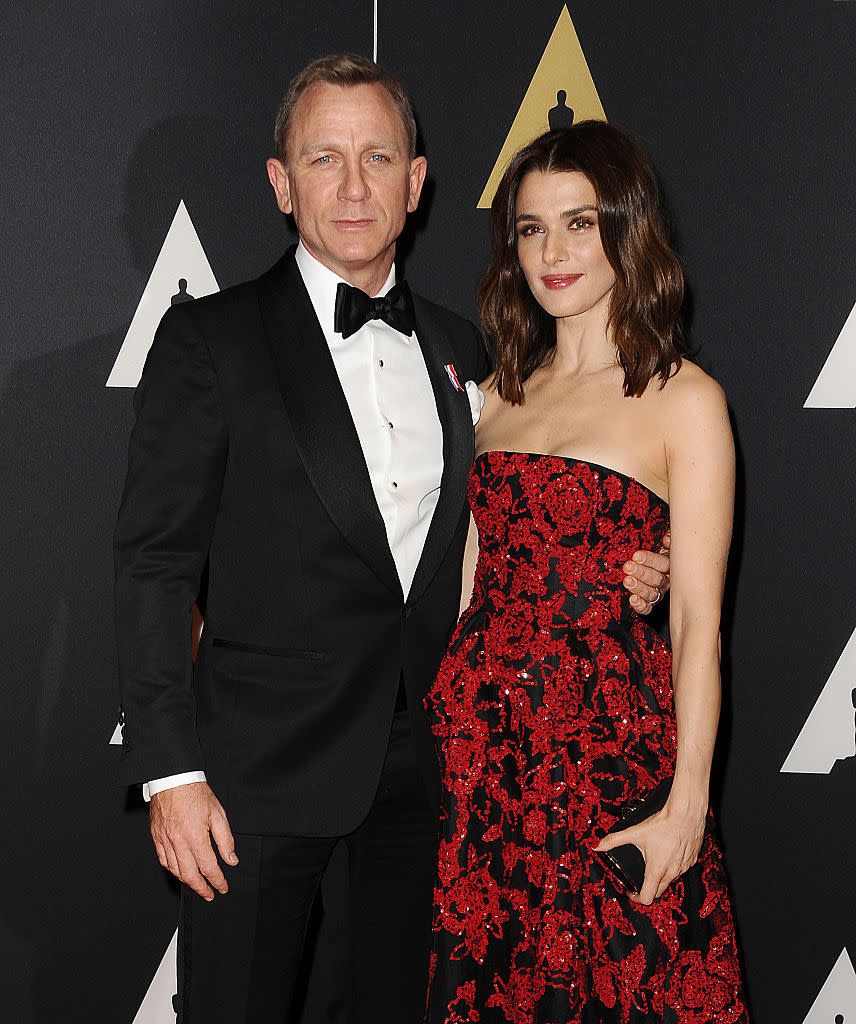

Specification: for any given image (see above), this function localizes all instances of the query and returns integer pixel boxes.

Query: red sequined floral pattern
[425,451,748,1024]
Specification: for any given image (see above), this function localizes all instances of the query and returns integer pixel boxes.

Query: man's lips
[541,274,583,289]
[333,219,375,230]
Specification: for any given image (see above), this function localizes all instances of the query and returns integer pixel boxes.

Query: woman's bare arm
[595,368,735,903]
[665,372,734,820]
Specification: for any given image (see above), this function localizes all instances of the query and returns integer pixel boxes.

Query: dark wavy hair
[478,121,688,403]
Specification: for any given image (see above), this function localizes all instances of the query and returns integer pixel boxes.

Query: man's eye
[369,153,390,163]
[316,155,333,164]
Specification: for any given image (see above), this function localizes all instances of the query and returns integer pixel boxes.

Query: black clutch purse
[597,776,673,894]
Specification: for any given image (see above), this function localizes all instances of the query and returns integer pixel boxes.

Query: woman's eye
[518,224,541,237]
[569,217,594,230]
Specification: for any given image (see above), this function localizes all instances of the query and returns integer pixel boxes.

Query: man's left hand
[622,531,671,615]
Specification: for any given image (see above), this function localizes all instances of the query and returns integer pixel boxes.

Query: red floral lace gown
[425,451,748,1024]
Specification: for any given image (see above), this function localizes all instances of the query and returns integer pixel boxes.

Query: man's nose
[338,159,371,202]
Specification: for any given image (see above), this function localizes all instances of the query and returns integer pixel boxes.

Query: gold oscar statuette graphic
[478,5,606,209]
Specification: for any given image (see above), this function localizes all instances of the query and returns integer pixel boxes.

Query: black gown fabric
[425,451,749,1024]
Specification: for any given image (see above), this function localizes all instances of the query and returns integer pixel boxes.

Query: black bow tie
[334,280,416,340]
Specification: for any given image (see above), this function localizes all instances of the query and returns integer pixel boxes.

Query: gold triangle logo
[477,5,606,209]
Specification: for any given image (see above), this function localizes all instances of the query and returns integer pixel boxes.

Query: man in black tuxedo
[115,54,669,1023]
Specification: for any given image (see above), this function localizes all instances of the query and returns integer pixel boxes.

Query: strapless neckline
[474,449,669,510]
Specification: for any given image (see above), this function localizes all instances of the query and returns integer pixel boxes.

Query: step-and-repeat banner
[4,2,855,1021]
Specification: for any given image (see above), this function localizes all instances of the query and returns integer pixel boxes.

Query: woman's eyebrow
[515,204,597,223]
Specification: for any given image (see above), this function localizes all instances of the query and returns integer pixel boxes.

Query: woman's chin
[534,292,587,319]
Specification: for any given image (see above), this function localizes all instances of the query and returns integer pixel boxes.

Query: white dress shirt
[143,242,444,800]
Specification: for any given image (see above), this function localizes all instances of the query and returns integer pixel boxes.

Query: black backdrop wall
[4,2,856,1022]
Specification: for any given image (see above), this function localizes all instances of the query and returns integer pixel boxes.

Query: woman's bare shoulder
[654,360,732,458]
[657,359,727,414]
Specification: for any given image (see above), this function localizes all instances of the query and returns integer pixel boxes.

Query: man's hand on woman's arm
[623,531,671,614]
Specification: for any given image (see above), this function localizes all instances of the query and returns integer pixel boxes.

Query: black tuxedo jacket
[114,247,490,836]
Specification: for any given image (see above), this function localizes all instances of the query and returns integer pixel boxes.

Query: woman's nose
[542,233,569,265]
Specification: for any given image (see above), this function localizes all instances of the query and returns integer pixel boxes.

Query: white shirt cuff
[143,771,207,802]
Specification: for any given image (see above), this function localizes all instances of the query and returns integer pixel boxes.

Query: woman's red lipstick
[541,274,582,289]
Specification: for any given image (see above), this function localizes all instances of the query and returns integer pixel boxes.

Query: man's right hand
[149,782,238,901]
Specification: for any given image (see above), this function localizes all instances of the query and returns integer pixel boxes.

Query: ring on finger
[650,588,662,605]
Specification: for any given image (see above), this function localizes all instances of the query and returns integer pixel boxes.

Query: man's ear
[406,155,428,214]
[266,157,292,215]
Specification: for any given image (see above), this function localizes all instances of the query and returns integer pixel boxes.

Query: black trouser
[175,709,438,1023]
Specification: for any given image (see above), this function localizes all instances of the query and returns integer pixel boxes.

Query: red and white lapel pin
[444,364,485,423]
[444,364,484,424]
[444,363,464,391]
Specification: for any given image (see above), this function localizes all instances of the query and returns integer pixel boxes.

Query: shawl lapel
[257,250,403,599]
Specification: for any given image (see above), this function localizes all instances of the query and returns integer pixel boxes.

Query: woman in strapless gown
[425,122,749,1023]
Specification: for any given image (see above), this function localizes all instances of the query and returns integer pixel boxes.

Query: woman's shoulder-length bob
[478,120,688,404]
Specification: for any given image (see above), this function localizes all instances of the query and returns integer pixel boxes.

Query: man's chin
[323,239,394,268]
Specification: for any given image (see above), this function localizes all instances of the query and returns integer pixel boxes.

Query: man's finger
[210,810,239,867]
[631,580,661,606]
[625,559,667,588]
[175,843,215,901]
[629,593,653,615]
[161,839,181,880]
[193,842,229,895]
[623,576,657,606]
[630,550,670,574]
[153,838,170,870]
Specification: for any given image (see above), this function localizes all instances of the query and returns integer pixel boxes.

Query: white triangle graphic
[782,622,856,773]
[805,298,856,408]
[132,928,178,1024]
[107,201,219,388]
[799,948,856,1024]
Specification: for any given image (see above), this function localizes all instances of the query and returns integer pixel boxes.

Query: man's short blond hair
[274,53,417,163]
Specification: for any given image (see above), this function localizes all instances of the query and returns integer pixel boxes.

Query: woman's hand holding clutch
[593,796,707,906]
